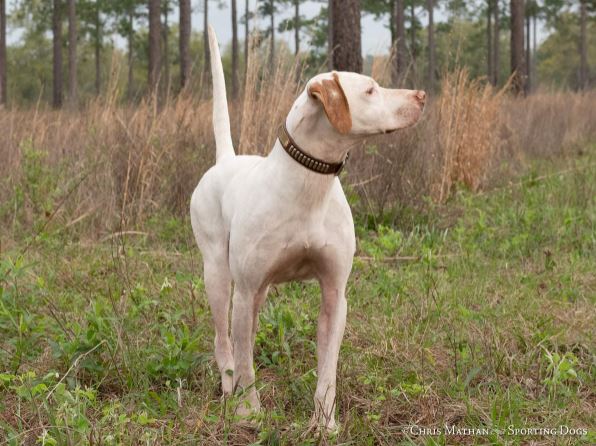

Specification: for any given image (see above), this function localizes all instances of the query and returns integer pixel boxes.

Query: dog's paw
[221,368,234,395]
[234,398,261,419]
[307,414,338,435]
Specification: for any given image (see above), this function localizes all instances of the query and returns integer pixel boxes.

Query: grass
[1,145,594,445]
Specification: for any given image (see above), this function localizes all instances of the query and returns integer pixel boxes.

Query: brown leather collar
[277,124,349,176]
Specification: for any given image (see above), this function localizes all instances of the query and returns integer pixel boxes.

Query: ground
[0,150,594,445]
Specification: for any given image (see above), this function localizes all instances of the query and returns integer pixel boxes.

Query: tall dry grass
[1,57,595,240]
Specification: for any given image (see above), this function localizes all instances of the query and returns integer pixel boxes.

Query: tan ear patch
[307,72,352,134]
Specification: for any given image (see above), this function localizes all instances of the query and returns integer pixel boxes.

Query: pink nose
[414,90,426,105]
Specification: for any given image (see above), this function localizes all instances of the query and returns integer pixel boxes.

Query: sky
[6,1,547,56]
[203,0,396,56]
[4,1,398,56]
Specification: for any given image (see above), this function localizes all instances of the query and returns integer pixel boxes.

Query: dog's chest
[271,226,328,283]
[268,231,328,283]
[236,224,331,285]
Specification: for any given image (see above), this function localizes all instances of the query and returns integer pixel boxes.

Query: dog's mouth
[383,128,398,134]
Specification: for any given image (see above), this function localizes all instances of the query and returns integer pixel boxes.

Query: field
[1,146,595,445]
[0,71,595,445]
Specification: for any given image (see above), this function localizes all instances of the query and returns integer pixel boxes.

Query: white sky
[6,1,547,56]
[205,0,396,56]
[5,1,404,56]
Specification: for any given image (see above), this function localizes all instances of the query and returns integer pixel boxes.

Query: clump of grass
[433,69,506,201]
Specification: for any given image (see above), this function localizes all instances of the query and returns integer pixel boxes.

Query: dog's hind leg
[204,256,234,395]
[231,285,262,418]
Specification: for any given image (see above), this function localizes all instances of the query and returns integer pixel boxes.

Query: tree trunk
[128,9,135,98]
[231,0,239,98]
[53,0,63,108]
[525,12,530,92]
[94,4,101,96]
[393,0,406,84]
[329,0,362,73]
[0,0,7,106]
[327,0,333,70]
[493,0,499,85]
[409,1,416,63]
[532,12,536,88]
[163,1,170,95]
[510,0,525,95]
[427,0,435,92]
[487,0,493,84]
[179,0,191,90]
[244,0,249,78]
[149,0,161,93]
[579,0,588,89]
[67,0,77,106]
[294,0,300,55]
[389,0,395,45]
[269,0,275,66]
[203,0,209,81]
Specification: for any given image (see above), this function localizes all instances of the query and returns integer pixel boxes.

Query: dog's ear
[308,72,352,134]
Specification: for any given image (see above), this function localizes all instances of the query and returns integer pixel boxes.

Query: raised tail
[208,26,235,162]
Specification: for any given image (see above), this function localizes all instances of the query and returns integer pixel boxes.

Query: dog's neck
[265,95,357,209]
[285,91,355,163]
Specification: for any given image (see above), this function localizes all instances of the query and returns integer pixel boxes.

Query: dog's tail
[208,25,235,163]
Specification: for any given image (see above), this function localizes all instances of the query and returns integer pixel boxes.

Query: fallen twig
[46,340,106,401]
[100,231,150,242]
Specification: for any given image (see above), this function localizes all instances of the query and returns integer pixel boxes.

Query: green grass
[1,151,595,445]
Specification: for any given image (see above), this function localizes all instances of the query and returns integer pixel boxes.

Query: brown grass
[1,58,595,239]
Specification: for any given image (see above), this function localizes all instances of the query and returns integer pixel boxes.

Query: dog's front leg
[231,287,261,418]
[312,282,347,431]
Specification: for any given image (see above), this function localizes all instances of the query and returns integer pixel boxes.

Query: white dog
[190,27,425,430]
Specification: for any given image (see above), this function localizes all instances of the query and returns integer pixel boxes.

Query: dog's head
[285,71,426,163]
[304,71,425,136]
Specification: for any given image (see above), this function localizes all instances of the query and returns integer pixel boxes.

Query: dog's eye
[365,87,375,96]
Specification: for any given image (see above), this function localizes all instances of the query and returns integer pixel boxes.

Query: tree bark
[67,0,77,106]
[244,0,249,78]
[510,0,525,95]
[525,12,530,92]
[0,0,7,105]
[203,0,209,80]
[94,3,101,96]
[487,0,493,84]
[427,0,435,92]
[389,0,395,45]
[269,0,275,66]
[532,11,536,88]
[327,0,333,70]
[53,0,63,108]
[149,0,161,93]
[294,0,300,55]
[128,8,135,98]
[492,0,499,85]
[231,0,239,98]
[409,1,416,63]
[579,0,588,89]
[163,1,170,94]
[329,0,361,72]
[179,0,191,90]
[393,0,406,84]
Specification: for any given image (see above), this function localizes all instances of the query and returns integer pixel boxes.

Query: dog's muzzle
[278,124,349,176]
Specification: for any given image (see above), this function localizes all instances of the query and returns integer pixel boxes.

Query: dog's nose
[414,90,426,105]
